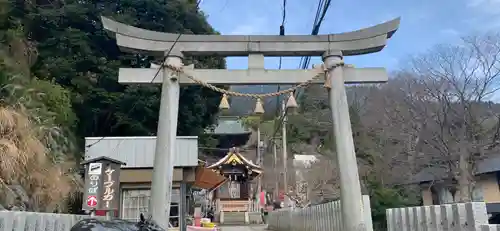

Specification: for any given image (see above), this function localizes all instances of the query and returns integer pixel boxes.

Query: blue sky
[200,0,500,71]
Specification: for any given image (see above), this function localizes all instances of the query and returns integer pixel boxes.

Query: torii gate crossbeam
[101,16,400,231]
[101,16,399,56]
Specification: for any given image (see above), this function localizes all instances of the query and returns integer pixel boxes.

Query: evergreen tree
[0,0,224,211]
[26,0,225,146]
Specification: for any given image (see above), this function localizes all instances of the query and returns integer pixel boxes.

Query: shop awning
[193,166,227,190]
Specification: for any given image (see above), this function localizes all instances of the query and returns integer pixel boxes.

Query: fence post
[312,205,317,231]
[303,208,308,231]
[386,202,489,231]
[413,206,424,231]
[480,225,500,231]
[406,207,415,231]
[300,208,305,231]
[337,200,343,230]
[386,209,394,231]
[324,202,331,230]
[318,204,322,231]
[394,207,402,231]
[451,203,466,231]
[316,205,321,231]
[0,211,93,231]
[422,206,431,231]
[362,195,373,231]
[430,205,440,231]
[466,202,488,231]
[440,204,453,231]
[411,207,420,231]
[321,204,327,231]
[307,206,312,231]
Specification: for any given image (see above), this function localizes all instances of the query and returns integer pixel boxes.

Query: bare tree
[283,152,339,206]
[370,33,500,202]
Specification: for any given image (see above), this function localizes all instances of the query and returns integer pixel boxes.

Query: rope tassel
[219,94,230,110]
[286,92,298,109]
[253,98,265,115]
[164,64,322,105]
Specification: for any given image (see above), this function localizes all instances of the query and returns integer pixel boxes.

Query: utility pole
[101,16,399,231]
[273,142,278,200]
[281,100,288,203]
[256,125,262,197]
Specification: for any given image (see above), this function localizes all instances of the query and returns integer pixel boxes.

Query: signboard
[88,163,102,175]
[82,165,102,211]
[87,196,98,207]
[82,157,123,211]
[101,164,120,209]
[279,191,285,201]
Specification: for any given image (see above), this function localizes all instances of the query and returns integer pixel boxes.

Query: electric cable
[268,0,332,149]
[273,0,287,120]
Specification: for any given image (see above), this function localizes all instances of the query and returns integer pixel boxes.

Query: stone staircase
[220,212,247,225]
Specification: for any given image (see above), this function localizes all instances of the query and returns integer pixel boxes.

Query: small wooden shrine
[207,148,262,212]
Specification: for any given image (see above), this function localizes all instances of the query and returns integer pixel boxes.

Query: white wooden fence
[482,225,500,231]
[386,202,500,231]
[0,211,91,231]
[267,195,373,231]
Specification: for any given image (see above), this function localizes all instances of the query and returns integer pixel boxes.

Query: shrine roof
[205,117,250,135]
[207,150,262,172]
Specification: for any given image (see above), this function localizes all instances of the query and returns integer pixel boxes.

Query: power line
[269,0,332,148]
[86,1,201,149]
[298,0,332,70]
[273,0,287,119]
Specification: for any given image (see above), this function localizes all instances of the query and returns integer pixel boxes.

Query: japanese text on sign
[89,174,99,194]
[102,166,115,208]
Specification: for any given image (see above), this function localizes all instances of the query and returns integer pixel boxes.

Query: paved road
[220,225,267,231]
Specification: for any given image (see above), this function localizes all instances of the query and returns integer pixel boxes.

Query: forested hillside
[0,0,224,211]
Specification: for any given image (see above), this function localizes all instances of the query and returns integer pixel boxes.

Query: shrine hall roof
[205,116,250,135]
[207,151,262,172]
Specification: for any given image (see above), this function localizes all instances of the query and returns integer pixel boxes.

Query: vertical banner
[101,162,121,210]
[260,191,266,207]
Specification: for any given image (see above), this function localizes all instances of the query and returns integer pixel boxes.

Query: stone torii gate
[101,17,400,231]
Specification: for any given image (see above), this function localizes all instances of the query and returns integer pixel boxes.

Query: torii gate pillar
[324,50,365,231]
[149,54,181,226]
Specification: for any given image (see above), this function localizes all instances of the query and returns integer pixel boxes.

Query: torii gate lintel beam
[101,16,400,57]
[117,66,388,85]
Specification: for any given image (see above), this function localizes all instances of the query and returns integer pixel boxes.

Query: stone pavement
[220,225,267,231]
